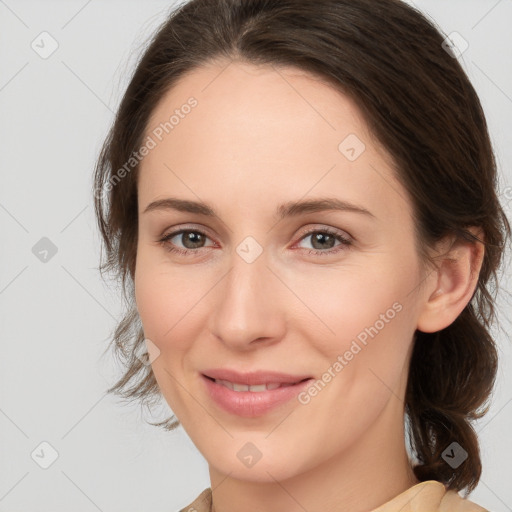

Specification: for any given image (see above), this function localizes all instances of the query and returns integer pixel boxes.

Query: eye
[157,226,353,257]
[157,228,215,256]
[294,227,352,256]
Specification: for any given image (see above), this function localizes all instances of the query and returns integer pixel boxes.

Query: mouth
[200,372,314,417]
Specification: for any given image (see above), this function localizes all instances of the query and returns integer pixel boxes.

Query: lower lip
[201,374,313,418]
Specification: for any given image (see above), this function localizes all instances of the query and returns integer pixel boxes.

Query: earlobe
[416,228,485,333]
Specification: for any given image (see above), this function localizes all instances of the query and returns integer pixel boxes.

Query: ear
[416,227,485,333]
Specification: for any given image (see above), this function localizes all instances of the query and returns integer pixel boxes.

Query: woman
[93,0,510,510]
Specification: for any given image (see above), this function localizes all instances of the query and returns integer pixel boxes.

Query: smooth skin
[134,60,484,512]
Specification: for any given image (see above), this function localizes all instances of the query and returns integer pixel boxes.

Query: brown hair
[93,0,510,495]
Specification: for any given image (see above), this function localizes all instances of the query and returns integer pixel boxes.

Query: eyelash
[157,226,352,257]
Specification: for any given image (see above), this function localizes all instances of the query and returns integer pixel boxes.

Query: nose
[209,248,286,351]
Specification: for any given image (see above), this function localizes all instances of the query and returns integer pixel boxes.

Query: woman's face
[135,61,429,482]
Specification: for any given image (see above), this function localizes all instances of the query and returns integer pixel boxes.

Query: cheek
[295,250,421,413]
[133,252,200,414]
[134,247,176,344]
[293,258,419,355]
[134,248,211,353]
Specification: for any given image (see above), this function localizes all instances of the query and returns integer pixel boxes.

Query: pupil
[184,231,203,248]
[312,233,334,250]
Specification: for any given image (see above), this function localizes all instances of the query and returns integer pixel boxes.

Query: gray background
[0,1,511,511]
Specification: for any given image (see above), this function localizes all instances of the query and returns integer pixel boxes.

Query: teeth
[214,379,293,392]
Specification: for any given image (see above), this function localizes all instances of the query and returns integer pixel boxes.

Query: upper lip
[202,368,313,386]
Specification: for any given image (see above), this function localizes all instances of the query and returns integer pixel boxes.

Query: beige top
[178,480,489,512]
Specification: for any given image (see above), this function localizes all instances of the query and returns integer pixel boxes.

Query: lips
[200,368,314,417]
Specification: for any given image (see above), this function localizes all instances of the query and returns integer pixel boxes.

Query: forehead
[138,60,411,223]
[144,60,375,156]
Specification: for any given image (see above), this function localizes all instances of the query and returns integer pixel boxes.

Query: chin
[204,437,315,484]
[213,456,301,483]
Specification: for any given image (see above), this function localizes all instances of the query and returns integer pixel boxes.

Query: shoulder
[441,488,489,512]
[178,488,212,512]
[371,480,490,512]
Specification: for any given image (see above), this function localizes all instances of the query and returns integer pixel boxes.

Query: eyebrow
[143,197,375,220]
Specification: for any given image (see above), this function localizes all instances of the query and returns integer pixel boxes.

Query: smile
[201,374,313,417]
